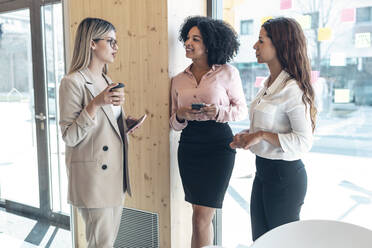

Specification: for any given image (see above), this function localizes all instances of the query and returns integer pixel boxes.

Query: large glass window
[42,2,68,215]
[0,8,39,209]
[217,0,372,247]
[0,1,70,247]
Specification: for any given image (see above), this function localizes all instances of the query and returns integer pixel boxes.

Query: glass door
[0,9,39,208]
[209,0,372,247]
[0,0,70,247]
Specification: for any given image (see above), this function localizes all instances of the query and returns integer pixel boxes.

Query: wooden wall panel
[64,0,205,247]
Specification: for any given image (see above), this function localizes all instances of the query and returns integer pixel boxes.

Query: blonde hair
[68,17,116,74]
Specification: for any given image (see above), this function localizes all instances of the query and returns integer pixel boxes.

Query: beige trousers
[78,206,123,248]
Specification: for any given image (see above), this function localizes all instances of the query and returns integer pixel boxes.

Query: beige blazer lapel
[78,68,122,138]
[102,74,131,195]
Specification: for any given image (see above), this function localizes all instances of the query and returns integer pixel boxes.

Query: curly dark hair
[179,16,239,66]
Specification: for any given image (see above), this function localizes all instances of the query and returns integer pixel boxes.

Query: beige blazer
[59,68,131,208]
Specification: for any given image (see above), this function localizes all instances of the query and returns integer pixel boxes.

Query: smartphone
[109,82,125,91]
[127,114,147,132]
[191,103,205,110]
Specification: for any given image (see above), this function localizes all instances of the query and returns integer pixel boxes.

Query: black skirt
[178,121,236,208]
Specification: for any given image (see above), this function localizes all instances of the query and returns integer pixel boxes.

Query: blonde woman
[59,17,138,247]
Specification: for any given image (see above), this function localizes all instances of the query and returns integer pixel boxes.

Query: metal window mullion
[208,0,224,246]
[29,0,51,215]
[207,0,223,20]
[0,0,28,13]
[49,2,64,213]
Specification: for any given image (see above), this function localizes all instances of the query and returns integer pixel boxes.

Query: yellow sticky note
[334,89,350,103]
[235,0,245,6]
[223,0,234,9]
[355,32,371,48]
[296,15,311,30]
[261,16,273,25]
[318,27,332,41]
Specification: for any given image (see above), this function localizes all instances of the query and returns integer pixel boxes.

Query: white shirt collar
[264,70,291,96]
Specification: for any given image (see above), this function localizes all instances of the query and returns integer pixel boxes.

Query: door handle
[35,112,46,120]
[35,112,46,130]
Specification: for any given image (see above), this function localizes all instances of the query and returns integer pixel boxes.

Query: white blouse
[249,70,313,161]
[111,105,122,120]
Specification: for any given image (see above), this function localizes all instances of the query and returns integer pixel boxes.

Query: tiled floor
[0,210,71,247]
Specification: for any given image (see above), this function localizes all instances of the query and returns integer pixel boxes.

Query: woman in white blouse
[230,17,317,241]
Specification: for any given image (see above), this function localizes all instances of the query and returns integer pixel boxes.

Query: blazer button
[102,164,107,170]
[103,145,108,151]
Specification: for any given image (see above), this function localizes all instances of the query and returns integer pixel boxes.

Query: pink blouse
[170,64,248,131]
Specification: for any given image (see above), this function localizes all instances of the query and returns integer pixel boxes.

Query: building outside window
[356,7,372,23]
[240,20,253,35]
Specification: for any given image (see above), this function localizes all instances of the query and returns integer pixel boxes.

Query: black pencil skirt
[178,120,236,208]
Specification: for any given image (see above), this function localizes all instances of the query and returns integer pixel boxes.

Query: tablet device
[127,114,147,132]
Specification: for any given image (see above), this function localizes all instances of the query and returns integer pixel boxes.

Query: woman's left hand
[202,104,219,120]
[126,116,141,134]
[230,132,262,149]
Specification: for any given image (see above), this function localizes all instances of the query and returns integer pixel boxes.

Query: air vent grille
[114,207,159,248]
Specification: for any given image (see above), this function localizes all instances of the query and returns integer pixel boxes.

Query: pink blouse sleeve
[169,78,188,131]
[216,68,248,123]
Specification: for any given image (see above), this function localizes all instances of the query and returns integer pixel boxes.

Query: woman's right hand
[92,84,125,107]
[230,131,262,149]
[176,107,202,122]
[86,84,124,119]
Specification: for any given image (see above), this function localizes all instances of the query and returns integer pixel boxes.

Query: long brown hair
[263,17,317,132]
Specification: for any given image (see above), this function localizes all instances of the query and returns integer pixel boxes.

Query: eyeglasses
[93,37,118,49]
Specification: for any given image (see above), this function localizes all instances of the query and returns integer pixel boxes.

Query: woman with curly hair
[170,16,248,247]
[230,17,317,241]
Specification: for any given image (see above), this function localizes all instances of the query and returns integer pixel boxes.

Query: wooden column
[63,0,205,247]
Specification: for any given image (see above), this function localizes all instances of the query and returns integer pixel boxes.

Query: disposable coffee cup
[110,82,125,106]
